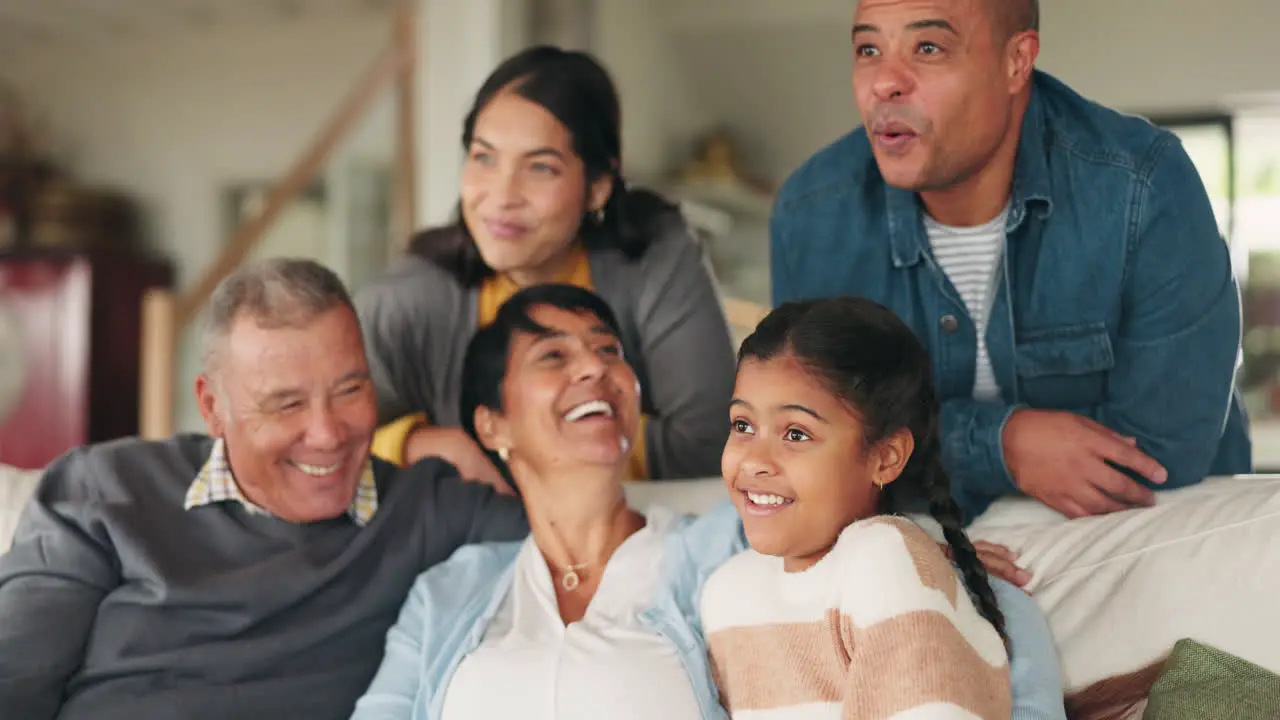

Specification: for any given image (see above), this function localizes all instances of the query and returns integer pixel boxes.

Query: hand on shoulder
[405,426,514,495]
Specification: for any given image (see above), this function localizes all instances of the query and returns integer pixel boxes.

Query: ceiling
[0,0,396,54]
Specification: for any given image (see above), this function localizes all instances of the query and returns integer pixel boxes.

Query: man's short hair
[992,0,1039,37]
[201,258,356,375]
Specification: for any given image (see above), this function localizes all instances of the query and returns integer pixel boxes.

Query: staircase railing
[138,5,418,439]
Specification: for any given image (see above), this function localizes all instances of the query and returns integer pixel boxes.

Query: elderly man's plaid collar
[183,438,377,526]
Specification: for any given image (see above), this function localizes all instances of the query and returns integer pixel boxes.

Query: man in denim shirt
[770,0,1251,523]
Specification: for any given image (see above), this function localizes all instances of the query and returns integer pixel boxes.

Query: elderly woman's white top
[440,506,702,720]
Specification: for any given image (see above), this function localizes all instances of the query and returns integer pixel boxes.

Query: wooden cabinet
[0,250,172,469]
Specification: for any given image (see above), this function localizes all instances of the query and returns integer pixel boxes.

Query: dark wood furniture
[0,249,173,469]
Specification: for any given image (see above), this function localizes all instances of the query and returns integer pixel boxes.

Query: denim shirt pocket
[1014,322,1114,410]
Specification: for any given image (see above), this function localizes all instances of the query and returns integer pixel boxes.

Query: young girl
[701,297,1012,719]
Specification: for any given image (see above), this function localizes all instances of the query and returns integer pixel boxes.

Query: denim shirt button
[939,314,960,333]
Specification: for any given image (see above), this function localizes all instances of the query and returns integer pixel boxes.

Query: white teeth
[746,491,792,506]
[564,399,614,422]
[293,461,340,476]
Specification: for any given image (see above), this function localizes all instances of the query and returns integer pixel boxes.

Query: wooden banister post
[139,289,177,439]
[392,3,419,247]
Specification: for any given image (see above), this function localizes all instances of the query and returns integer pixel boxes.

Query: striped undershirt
[924,205,1010,402]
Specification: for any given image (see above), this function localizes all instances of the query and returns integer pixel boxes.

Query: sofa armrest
[0,465,42,555]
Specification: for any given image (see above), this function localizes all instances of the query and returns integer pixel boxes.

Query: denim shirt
[349,501,1066,720]
[771,70,1251,522]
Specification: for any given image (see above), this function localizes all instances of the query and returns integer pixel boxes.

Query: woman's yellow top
[370,248,649,479]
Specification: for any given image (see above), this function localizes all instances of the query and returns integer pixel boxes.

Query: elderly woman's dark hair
[460,283,626,484]
[409,44,679,287]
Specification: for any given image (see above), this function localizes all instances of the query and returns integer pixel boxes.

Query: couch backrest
[623,478,725,515]
[0,469,725,555]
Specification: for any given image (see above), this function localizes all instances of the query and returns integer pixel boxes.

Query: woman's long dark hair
[459,283,626,486]
[410,45,679,287]
[738,296,1006,641]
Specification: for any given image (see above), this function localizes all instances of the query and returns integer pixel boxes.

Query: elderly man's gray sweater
[0,434,528,720]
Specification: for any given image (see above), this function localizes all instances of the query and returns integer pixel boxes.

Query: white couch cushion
[0,464,42,554]
[966,475,1280,693]
[624,479,726,516]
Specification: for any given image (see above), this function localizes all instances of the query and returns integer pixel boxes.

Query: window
[1233,113,1280,435]
[1160,111,1280,466]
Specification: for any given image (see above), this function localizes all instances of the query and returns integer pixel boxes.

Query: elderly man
[0,259,528,719]
[771,0,1250,522]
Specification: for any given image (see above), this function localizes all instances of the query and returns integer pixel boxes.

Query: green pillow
[1144,638,1280,720]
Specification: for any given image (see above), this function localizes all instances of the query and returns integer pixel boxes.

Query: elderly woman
[357,45,735,488]
[350,285,1067,720]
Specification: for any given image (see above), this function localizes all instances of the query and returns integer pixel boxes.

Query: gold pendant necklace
[560,562,589,592]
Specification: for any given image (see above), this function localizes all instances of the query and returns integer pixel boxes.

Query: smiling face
[195,305,377,523]
[475,304,641,482]
[852,0,1036,193]
[723,355,912,571]
[460,91,613,285]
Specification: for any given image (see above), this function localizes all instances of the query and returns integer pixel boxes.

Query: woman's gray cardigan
[355,217,737,479]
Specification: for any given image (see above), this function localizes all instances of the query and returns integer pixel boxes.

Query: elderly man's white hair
[200,257,358,378]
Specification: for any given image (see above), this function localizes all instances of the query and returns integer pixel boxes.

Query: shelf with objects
[662,127,774,343]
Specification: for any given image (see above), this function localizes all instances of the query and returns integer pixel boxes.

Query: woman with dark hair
[357,45,735,487]
[353,284,745,719]
[350,287,1066,720]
